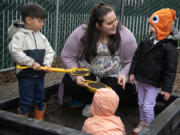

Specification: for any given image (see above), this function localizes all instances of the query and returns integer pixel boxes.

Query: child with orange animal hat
[129,8,179,134]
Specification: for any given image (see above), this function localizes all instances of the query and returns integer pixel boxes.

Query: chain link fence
[0,0,180,72]
[0,0,57,71]
[122,0,180,42]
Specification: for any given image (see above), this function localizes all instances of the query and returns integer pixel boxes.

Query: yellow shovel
[16,64,90,76]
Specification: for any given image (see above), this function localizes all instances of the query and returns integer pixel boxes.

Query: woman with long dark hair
[59,2,137,117]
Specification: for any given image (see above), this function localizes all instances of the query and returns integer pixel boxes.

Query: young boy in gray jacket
[8,3,55,120]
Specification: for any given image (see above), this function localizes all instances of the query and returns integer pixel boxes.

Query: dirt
[0,50,180,101]
[0,57,64,101]
[87,82,106,88]
[44,94,139,135]
[0,52,180,135]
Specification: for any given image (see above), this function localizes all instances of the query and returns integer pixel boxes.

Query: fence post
[54,0,60,57]
[121,0,125,23]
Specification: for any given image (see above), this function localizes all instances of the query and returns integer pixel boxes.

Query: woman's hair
[21,3,46,22]
[81,2,121,63]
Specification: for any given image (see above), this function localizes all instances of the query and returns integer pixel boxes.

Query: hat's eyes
[152,15,159,23]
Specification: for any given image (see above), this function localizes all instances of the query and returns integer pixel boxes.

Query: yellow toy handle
[16,64,90,76]
[16,64,71,73]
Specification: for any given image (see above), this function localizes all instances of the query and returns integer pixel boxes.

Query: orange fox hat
[148,8,176,40]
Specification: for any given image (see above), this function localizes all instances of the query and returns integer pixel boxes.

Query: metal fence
[0,0,180,72]
[0,0,57,71]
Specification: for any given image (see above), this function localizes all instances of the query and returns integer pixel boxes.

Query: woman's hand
[76,76,86,86]
[161,91,171,101]
[118,74,126,90]
[129,74,135,85]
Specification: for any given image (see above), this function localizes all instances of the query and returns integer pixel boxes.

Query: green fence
[0,0,180,71]
[122,0,180,42]
[0,0,57,71]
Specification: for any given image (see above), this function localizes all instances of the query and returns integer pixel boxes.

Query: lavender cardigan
[58,24,138,105]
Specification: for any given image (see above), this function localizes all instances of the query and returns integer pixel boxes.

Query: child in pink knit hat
[82,88,126,135]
